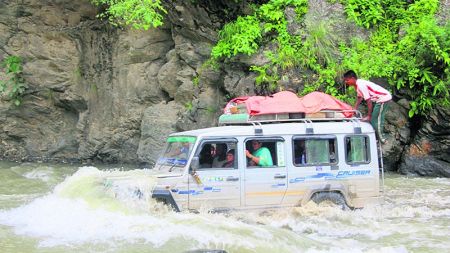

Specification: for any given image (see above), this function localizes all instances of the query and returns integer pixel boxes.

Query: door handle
[226,176,239,182]
[331,165,339,170]
[274,174,286,179]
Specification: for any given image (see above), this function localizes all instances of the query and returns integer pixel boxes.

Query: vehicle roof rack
[218,110,363,126]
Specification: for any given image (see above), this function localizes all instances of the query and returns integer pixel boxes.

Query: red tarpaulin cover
[224,91,353,116]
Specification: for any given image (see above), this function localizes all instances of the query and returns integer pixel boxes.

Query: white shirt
[356,79,392,103]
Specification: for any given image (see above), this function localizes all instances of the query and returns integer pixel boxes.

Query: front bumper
[152,189,180,212]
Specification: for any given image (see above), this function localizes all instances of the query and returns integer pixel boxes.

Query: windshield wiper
[168,164,176,172]
[170,157,188,172]
[155,158,172,171]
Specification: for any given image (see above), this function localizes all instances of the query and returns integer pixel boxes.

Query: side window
[293,137,337,166]
[198,141,237,169]
[245,139,285,168]
[345,136,370,164]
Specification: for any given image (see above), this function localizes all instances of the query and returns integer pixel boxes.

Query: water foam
[0,166,449,252]
[0,167,319,252]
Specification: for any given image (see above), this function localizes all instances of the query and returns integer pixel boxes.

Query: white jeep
[148,115,383,212]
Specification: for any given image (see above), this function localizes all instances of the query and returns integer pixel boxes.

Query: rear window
[293,137,337,166]
[345,135,370,164]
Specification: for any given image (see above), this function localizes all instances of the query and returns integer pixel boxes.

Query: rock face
[399,107,450,177]
[382,99,411,171]
[0,0,228,164]
[0,0,448,177]
[0,0,96,163]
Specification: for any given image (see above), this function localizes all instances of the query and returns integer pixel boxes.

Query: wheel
[311,191,349,210]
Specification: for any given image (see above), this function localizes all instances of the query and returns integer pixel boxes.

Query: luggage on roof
[219,91,360,125]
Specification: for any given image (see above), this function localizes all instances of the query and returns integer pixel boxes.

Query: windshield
[156,136,196,172]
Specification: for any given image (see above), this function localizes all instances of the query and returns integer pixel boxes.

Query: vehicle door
[284,135,338,205]
[188,139,240,210]
[343,134,379,198]
[244,138,288,206]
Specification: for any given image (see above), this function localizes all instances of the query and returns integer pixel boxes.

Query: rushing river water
[0,161,448,253]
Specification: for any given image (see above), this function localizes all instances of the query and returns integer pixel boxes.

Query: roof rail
[251,121,263,135]
[218,110,362,126]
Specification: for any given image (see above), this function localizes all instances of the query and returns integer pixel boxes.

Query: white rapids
[0,163,449,253]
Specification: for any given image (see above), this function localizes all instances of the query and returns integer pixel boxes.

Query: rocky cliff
[0,0,448,177]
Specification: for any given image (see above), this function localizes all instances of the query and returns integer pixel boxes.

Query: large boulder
[399,106,450,177]
[382,99,411,171]
[0,96,79,162]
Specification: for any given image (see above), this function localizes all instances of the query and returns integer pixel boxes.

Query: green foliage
[297,19,346,99]
[250,65,279,89]
[192,75,200,87]
[343,0,384,28]
[211,0,448,116]
[210,0,351,102]
[211,15,262,58]
[212,0,309,93]
[304,21,337,65]
[185,101,193,112]
[212,0,308,60]
[91,0,166,29]
[202,58,220,71]
[340,0,449,116]
[0,55,27,106]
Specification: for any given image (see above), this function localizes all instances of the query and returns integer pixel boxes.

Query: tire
[311,191,349,210]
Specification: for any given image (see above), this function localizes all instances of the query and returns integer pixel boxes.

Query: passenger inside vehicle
[294,141,307,165]
[222,149,235,168]
[199,144,213,168]
[246,140,273,167]
[212,143,227,168]
[172,142,191,158]
[329,141,336,163]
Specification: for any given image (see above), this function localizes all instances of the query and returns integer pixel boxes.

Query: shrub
[0,55,27,106]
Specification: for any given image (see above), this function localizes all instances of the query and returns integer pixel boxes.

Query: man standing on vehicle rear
[343,70,392,143]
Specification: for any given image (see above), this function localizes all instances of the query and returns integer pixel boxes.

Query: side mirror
[190,156,199,173]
